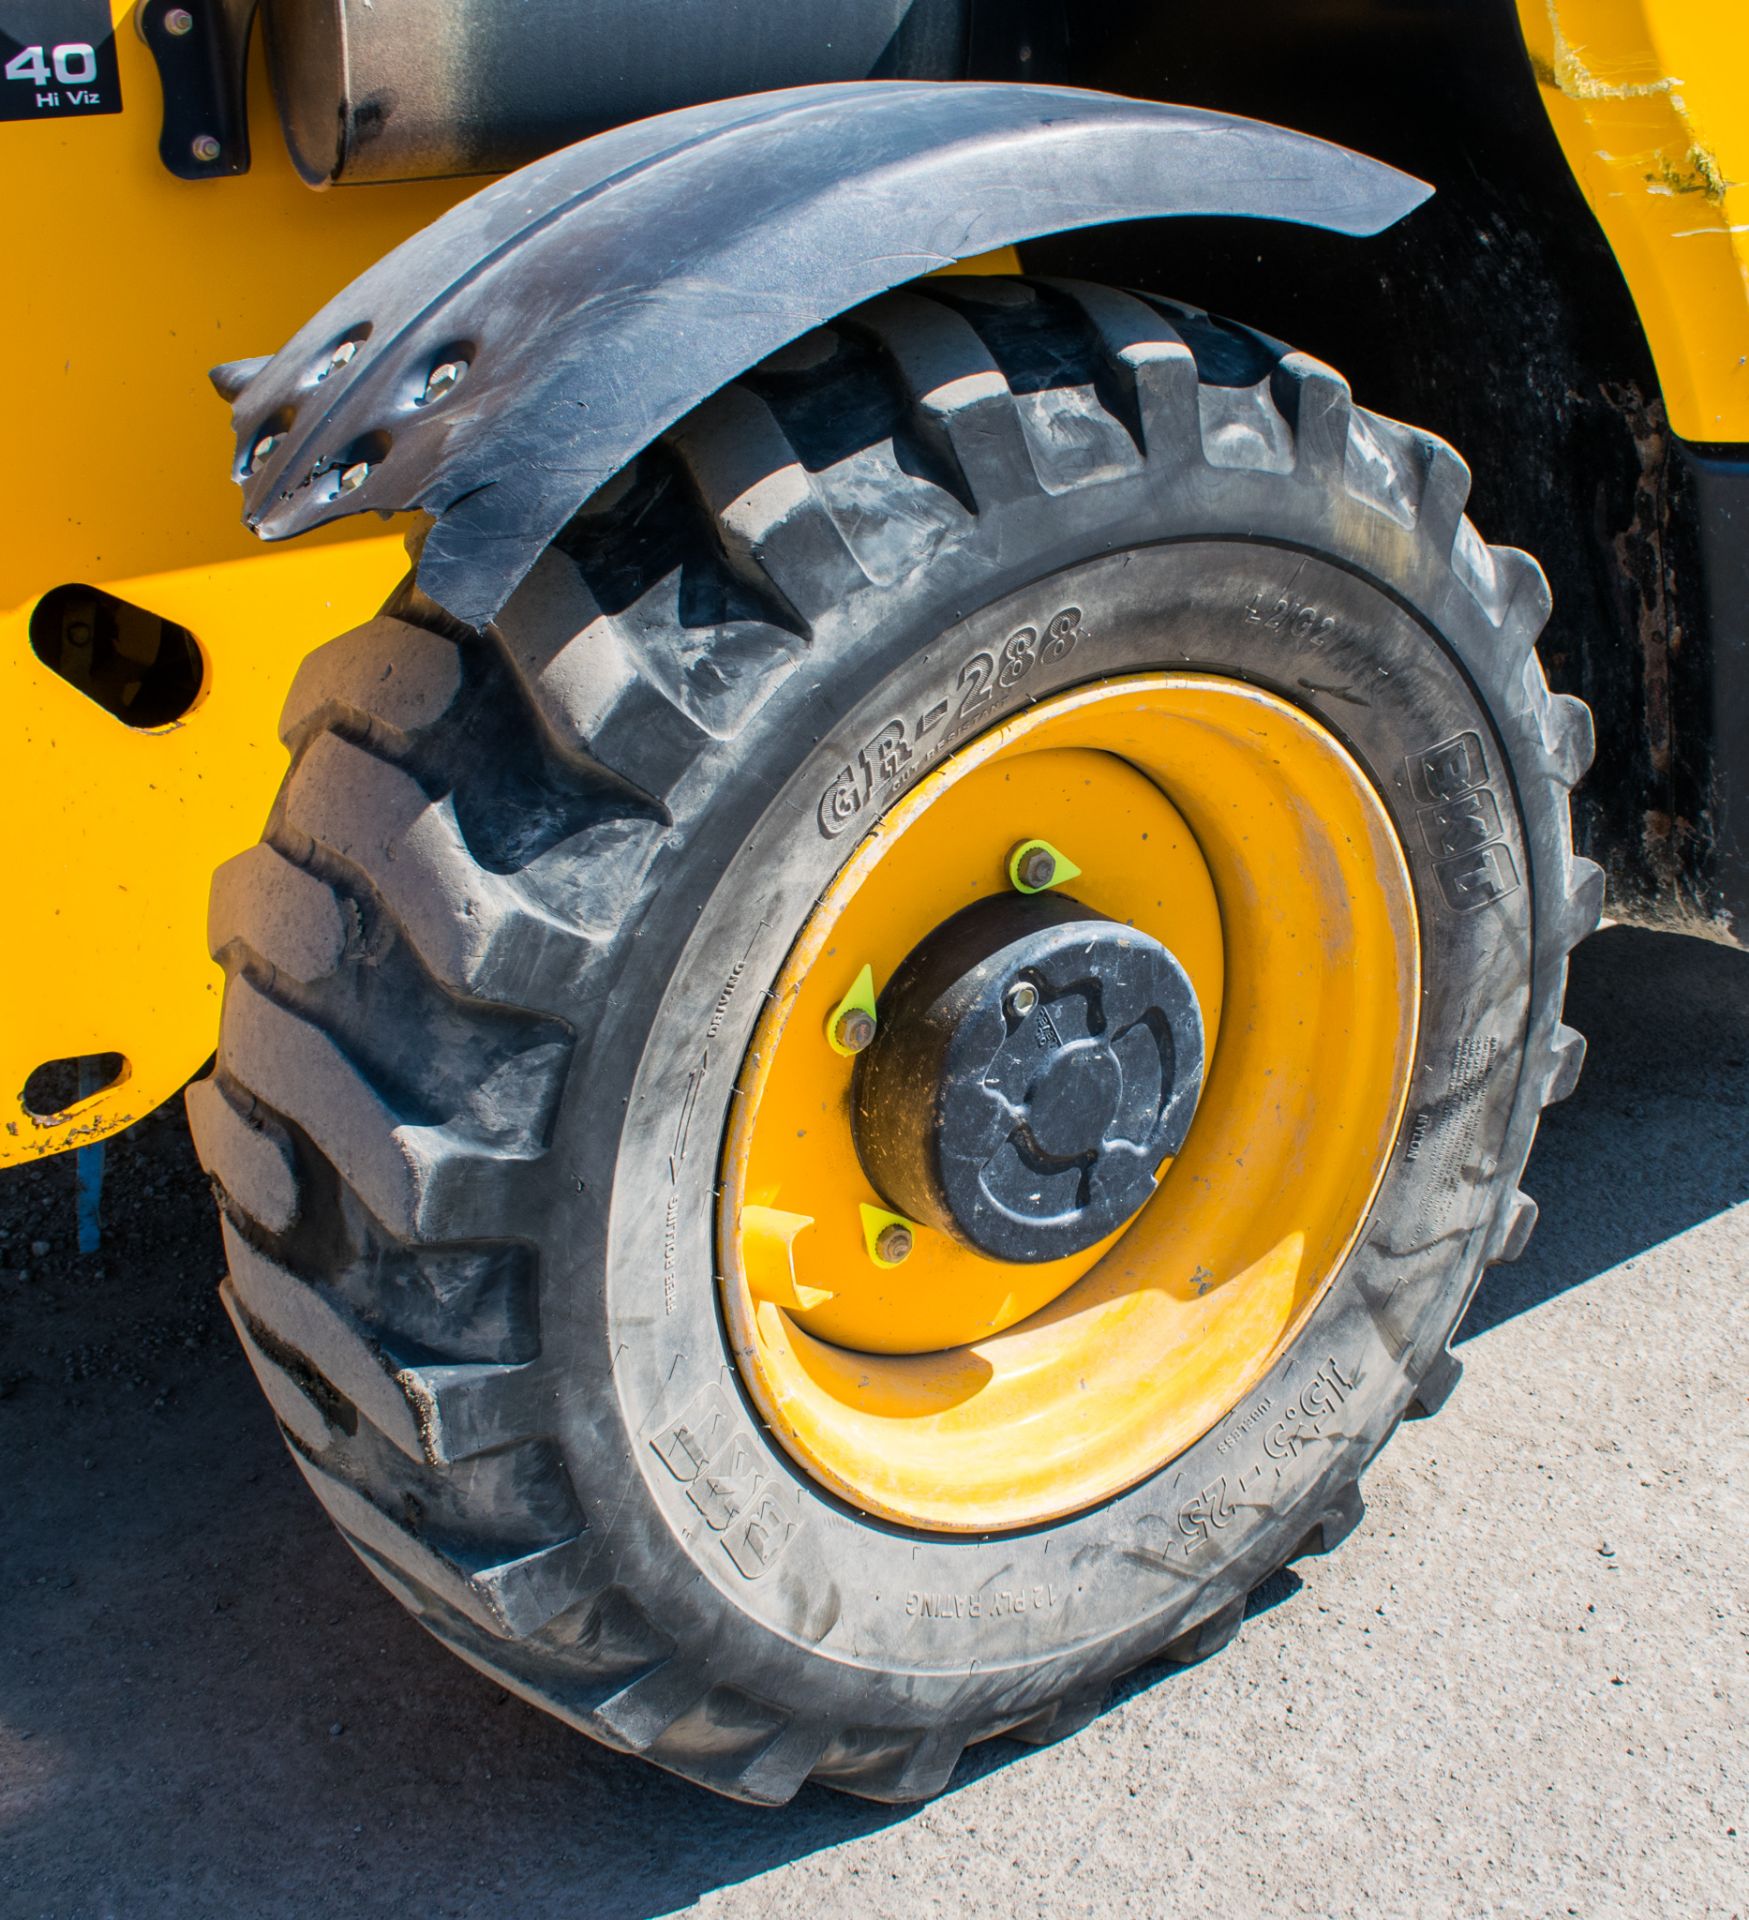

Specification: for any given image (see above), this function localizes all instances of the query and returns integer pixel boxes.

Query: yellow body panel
[12,0,1734,1168]
[1521,0,1749,441]
[0,7,473,1161]
[0,0,1021,1169]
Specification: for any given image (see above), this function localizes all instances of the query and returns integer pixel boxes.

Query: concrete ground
[0,922,1743,1920]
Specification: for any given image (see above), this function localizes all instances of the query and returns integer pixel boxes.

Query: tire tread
[198,274,1600,1804]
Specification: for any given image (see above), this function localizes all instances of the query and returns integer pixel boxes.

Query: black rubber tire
[189,275,1600,1805]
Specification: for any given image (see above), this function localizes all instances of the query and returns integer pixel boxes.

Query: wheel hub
[718,674,1420,1532]
[853,894,1205,1262]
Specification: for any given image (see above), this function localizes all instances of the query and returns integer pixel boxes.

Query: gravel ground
[0,922,1744,1920]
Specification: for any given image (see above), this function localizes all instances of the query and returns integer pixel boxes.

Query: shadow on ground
[0,925,1743,1917]
[1456,924,1749,1340]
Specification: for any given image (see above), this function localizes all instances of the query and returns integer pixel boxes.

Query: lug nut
[1012,842,1057,891]
[421,360,466,403]
[247,432,282,473]
[874,1223,913,1265]
[164,8,195,34]
[1005,981,1039,1020]
[321,340,359,379]
[826,964,879,1056]
[190,133,221,163]
[338,461,371,493]
[833,1006,876,1053]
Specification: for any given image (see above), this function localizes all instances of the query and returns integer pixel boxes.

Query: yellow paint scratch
[1651,146,1735,205]
[1544,1,1682,101]
[1523,0,1749,437]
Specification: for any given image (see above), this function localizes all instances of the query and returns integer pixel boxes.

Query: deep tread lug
[1490,1190,1540,1267]
[1495,545,1554,643]
[1163,1594,1247,1668]
[186,1072,299,1235]
[1407,1344,1465,1420]
[1003,1686,1107,1749]
[221,1221,534,1465]
[1545,690,1597,788]
[221,1278,341,1455]
[221,1220,421,1455]
[1272,350,1354,476]
[924,275,1146,492]
[489,550,711,795]
[669,382,867,627]
[1563,857,1607,949]
[840,1728,966,1805]
[1414,438,1476,557]
[279,615,465,756]
[634,1690,814,1801]
[1036,277,1200,461]
[1544,1023,1588,1105]
[491,547,805,796]
[729,1720,831,1807]
[395,1358,541,1467]
[1290,1480,1367,1561]
[593,1660,710,1752]
[208,842,349,983]
[289,1446,598,1640]
[219,974,533,1243]
[847,288,1039,509]
[279,730,590,1009]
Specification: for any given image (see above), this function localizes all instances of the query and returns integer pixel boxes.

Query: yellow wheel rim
[720,674,1420,1532]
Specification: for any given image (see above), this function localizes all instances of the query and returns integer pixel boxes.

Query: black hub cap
[852,893,1205,1263]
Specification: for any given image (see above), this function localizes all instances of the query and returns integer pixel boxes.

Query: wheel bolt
[875,1223,913,1265]
[321,340,359,379]
[338,460,371,493]
[422,360,466,403]
[833,1006,876,1053]
[1005,980,1039,1020]
[1012,842,1056,891]
[247,432,282,473]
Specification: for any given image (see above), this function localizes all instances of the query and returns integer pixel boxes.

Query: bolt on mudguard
[220,80,1430,629]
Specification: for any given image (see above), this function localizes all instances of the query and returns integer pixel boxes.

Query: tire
[189,274,1600,1803]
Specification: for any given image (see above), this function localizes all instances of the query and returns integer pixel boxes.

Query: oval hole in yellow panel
[21,1052,129,1121]
[29,584,205,729]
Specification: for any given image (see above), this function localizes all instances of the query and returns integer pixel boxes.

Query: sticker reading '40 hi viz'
[1,0,121,122]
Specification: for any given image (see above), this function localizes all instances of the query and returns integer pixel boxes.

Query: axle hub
[852,893,1205,1262]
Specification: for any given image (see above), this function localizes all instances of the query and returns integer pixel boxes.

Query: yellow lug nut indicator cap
[720,675,1418,1533]
[860,1204,919,1268]
[1006,836,1082,894]
[824,964,879,1057]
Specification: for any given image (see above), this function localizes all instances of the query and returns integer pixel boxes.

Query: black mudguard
[223,80,1429,627]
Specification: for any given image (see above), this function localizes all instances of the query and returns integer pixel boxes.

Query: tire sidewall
[547,479,1547,1723]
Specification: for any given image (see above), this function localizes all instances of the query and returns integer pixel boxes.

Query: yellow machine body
[1520,0,1749,442]
[6,0,1749,1163]
[1,6,472,1161]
